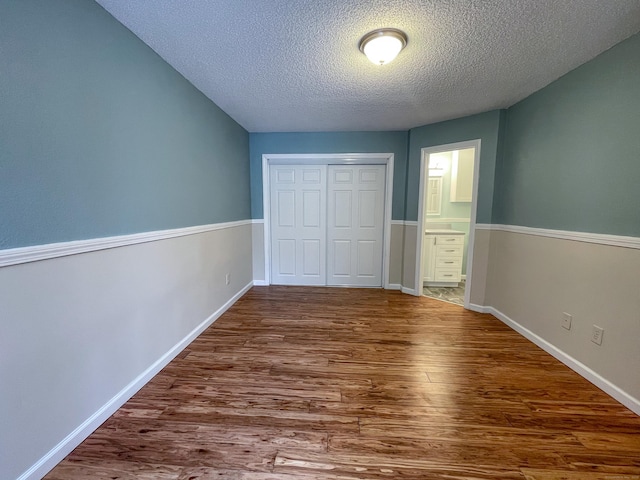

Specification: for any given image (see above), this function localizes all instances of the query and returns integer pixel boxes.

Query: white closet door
[270,165,327,285]
[327,165,386,287]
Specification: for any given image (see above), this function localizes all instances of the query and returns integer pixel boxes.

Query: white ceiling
[95,0,640,133]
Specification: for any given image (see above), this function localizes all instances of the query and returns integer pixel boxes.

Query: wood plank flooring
[45,286,640,480]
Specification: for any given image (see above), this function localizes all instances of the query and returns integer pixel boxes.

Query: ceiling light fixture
[359,28,408,66]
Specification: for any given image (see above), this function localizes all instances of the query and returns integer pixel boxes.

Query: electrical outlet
[562,312,572,330]
[591,325,604,345]
[225,273,230,285]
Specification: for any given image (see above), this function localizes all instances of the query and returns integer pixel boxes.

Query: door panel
[333,190,352,227]
[327,165,386,287]
[270,165,327,285]
[277,239,296,276]
[357,240,376,277]
[276,168,295,183]
[302,168,321,183]
[333,169,353,183]
[302,239,321,275]
[277,190,295,226]
[332,240,351,276]
[358,190,377,227]
[302,190,321,227]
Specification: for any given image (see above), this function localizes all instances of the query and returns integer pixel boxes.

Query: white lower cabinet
[423,230,465,286]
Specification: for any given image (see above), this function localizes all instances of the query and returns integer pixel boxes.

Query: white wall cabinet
[450,148,475,202]
[423,230,465,286]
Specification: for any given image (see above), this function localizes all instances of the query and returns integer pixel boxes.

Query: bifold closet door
[327,165,386,287]
[270,165,327,285]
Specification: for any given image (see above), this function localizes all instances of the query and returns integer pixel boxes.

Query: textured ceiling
[95,0,640,132]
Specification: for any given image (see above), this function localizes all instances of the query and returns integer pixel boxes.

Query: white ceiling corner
[95,0,640,133]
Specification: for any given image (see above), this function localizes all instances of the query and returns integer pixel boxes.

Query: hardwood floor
[45,286,640,480]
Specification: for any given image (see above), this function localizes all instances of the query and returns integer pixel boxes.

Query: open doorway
[415,140,481,308]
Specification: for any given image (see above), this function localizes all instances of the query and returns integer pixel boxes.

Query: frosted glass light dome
[359,28,408,66]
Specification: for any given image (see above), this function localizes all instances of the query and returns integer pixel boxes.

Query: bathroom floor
[423,281,465,306]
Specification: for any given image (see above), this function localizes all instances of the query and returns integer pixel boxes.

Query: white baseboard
[20,281,254,480]
[254,282,403,290]
[486,306,640,416]
[254,281,402,290]
[467,303,491,313]
[401,286,417,295]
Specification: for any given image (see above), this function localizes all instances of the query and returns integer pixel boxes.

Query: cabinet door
[423,235,437,282]
[436,244,463,257]
[450,148,474,202]
[434,268,461,282]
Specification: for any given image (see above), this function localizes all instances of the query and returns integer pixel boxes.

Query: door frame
[415,140,481,308]
[262,153,394,288]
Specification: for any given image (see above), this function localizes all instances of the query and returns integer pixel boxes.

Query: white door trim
[415,140,481,308]
[263,153,394,289]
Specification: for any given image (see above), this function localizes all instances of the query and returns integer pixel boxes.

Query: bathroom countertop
[424,229,466,235]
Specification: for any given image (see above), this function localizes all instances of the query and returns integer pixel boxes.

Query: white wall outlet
[591,325,604,345]
[225,273,230,285]
[562,312,572,330]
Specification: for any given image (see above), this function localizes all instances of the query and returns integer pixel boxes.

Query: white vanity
[423,229,465,286]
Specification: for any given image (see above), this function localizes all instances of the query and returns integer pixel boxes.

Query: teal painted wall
[0,0,250,250]
[494,32,640,236]
[407,110,502,222]
[249,131,409,220]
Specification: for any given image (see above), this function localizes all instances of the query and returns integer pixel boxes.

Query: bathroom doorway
[415,140,481,308]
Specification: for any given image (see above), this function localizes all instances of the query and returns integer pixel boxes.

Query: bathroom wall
[426,150,473,274]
